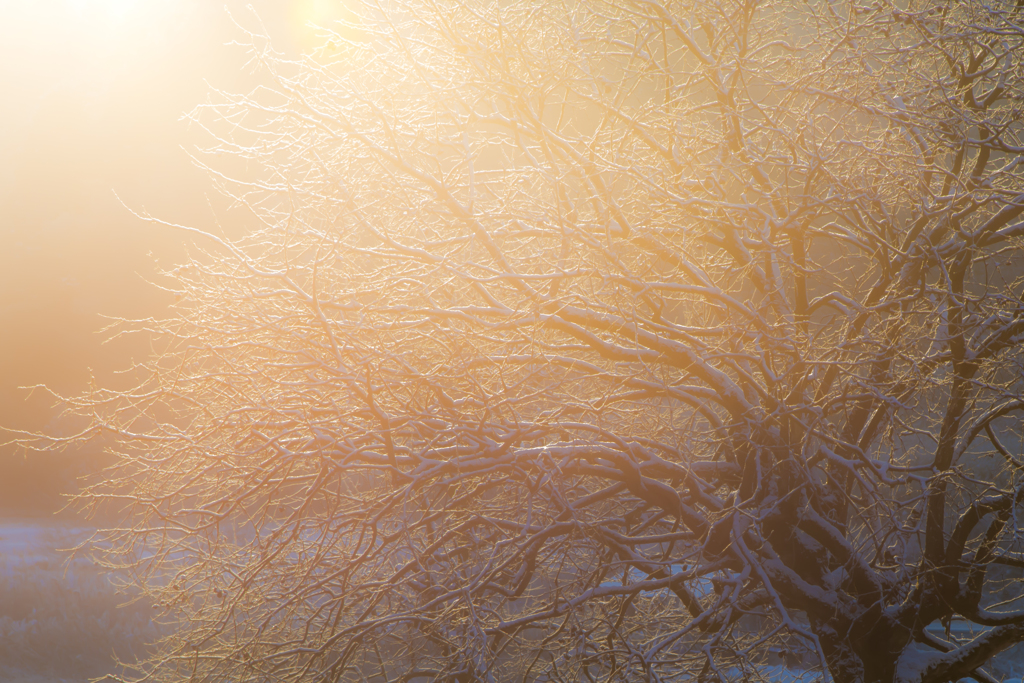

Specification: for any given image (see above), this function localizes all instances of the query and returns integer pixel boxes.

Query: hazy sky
[0,0,344,437]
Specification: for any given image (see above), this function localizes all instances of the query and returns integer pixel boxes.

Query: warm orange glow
[0,0,334,491]
[4,1,1024,681]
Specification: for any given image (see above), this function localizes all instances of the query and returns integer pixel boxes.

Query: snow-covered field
[0,519,158,683]
[4,520,1022,683]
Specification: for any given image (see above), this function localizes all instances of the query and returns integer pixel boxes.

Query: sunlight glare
[288,0,352,51]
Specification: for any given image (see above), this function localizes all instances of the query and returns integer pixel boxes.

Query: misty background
[0,0,342,516]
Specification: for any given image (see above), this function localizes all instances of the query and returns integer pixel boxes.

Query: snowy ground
[3,520,1022,683]
[0,519,158,683]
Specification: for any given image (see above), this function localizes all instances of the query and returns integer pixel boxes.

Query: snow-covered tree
[27,0,1024,681]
